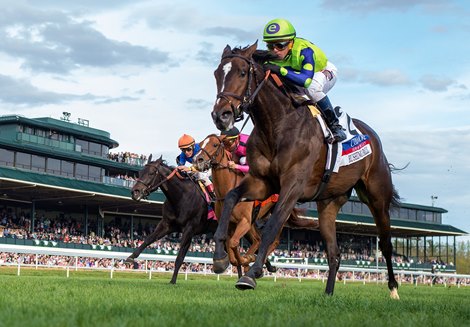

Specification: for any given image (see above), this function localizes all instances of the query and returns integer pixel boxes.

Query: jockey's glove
[263,63,281,75]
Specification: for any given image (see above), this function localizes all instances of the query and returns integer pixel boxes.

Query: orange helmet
[178,134,195,148]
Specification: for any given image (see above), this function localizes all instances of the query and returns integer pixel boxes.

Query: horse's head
[131,155,165,201]
[211,41,264,132]
[194,134,228,172]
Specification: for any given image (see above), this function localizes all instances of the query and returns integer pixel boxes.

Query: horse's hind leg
[169,228,194,284]
[317,195,348,296]
[368,203,399,299]
[244,225,277,273]
[359,173,400,299]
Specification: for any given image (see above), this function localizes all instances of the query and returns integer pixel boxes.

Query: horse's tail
[388,163,406,209]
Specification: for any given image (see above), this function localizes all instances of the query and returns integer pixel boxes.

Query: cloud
[0,74,138,107]
[185,98,213,110]
[200,26,257,44]
[419,74,458,92]
[341,67,412,86]
[319,0,457,13]
[0,4,170,74]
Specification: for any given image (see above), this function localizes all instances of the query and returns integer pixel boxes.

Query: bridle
[197,136,232,171]
[216,53,271,122]
[134,161,184,197]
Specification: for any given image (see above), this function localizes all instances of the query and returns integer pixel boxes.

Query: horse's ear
[245,41,258,57]
[148,154,152,163]
[158,155,163,161]
[222,44,232,58]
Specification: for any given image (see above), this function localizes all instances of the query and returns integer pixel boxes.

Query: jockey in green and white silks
[263,18,346,143]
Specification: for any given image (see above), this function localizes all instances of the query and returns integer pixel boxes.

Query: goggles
[180,147,193,153]
[266,41,291,51]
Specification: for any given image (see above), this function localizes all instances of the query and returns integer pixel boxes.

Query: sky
[0,0,469,240]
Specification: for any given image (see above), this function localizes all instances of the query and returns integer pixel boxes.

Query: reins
[137,164,186,194]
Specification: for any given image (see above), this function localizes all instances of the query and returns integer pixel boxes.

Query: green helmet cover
[263,18,296,42]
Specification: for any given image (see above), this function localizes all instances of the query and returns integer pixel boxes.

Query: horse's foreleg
[213,186,243,273]
[229,218,253,266]
[241,192,299,286]
[125,220,171,264]
[169,229,193,284]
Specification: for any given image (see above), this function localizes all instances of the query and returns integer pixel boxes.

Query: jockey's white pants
[307,61,338,103]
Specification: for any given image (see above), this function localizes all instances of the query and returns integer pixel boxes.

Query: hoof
[213,255,230,274]
[266,264,277,273]
[124,257,134,264]
[390,288,400,300]
[235,276,257,290]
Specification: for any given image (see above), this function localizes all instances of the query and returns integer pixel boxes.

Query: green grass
[0,268,469,327]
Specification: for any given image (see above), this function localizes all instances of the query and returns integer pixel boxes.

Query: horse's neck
[252,82,292,140]
[212,152,241,196]
[157,166,188,201]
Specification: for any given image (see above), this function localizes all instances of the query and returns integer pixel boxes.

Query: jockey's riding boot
[316,96,347,143]
[206,183,217,203]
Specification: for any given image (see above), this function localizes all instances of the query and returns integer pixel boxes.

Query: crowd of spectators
[0,209,456,274]
[108,152,147,167]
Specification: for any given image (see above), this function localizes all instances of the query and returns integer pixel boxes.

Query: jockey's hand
[177,166,190,172]
[227,161,237,170]
[263,63,281,75]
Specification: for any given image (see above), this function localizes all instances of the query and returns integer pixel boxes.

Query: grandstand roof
[0,166,163,218]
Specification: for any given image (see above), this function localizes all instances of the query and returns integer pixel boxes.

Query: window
[76,139,89,153]
[31,155,46,172]
[16,152,31,169]
[36,129,46,137]
[0,149,14,166]
[89,166,103,182]
[61,160,74,177]
[75,163,89,180]
[101,145,109,158]
[89,142,102,156]
[46,158,61,174]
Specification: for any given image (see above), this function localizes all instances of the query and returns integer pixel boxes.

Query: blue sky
[0,0,469,240]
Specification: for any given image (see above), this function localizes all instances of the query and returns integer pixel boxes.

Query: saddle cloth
[308,105,372,173]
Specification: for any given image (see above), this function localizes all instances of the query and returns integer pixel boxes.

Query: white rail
[1,244,469,287]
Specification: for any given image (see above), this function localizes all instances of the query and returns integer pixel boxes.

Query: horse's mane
[252,50,278,65]
[151,157,176,170]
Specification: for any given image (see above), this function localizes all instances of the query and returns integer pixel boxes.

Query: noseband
[198,137,231,171]
[216,53,270,122]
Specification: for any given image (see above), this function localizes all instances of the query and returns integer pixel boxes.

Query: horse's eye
[213,143,218,148]
[240,69,247,77]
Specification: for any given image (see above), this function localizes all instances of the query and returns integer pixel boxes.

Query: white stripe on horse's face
[201,138,211,150]
[216,62,232,105]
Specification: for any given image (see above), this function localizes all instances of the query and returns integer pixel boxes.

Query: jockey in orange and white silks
[221,127,249,174]
[262,18,346,143]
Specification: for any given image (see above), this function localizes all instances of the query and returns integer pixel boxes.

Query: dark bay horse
[210,42,401,299]
[194,134,319,271]
[128,155,266,283]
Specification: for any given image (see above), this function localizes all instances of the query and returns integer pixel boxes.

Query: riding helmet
[221,127,240,139]
[178,134,195,148]
[263,18,296,42]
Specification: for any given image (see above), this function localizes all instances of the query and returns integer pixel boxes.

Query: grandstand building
[0,114,467,271]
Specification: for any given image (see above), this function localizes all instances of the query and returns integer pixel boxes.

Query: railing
[1,244,468,287]
[0,237,457,273]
